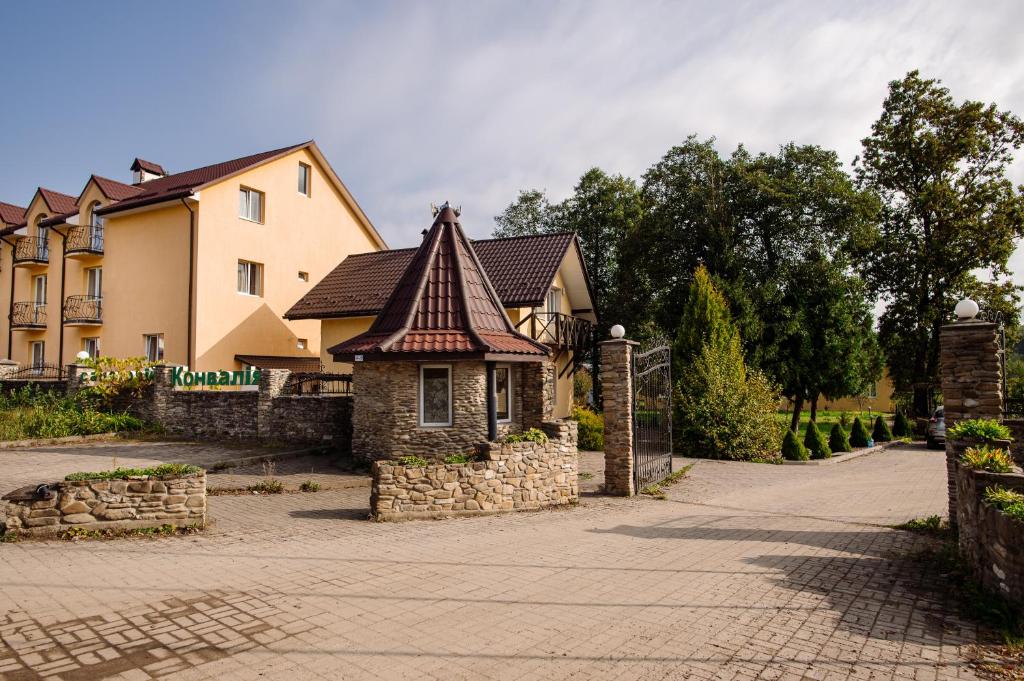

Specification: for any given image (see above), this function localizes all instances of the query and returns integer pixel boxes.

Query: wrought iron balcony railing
[515,312,592,352]
[10,302,47,328]
[63,295,102,325]
[66,225,104,255]
[13,237,48,264]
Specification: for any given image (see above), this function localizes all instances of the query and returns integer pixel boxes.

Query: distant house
[781,371,896,414]
[286,226,597,419]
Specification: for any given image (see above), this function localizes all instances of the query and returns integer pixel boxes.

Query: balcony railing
[13,237,48,265]
[66,225,104,256]
[63,295,102,325]
[516,312,592,352]
[10,302,47,328]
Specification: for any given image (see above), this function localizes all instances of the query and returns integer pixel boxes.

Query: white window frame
[298,162,311,196]
[30,341,45,371]
[419,364,453,427]
[495,363,512,423]
[83,337,100,359]
[143,334,164,363]
[238,187,264,223]
[237,260,263,297]
[32,274,47,305]
[86,267,102,299]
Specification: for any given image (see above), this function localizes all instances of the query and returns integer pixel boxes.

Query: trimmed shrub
[781,429,809,461]
[872,415,893,442]
[828,423,852,453]
[803,421,832,460]
[947,418,1012,441]
[849,417,871,447]
[892,411,912,438]
[571,407,604,451]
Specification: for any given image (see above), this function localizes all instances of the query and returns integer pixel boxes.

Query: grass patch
[247,479,284,494]
[893,515,948,537]
[443,453,475,464]
[299,480,321,493]
[639,464,695,500]
[775,410,893,442]
[396,455,429,467]
[65,463,202,481]
[58,523,202,541]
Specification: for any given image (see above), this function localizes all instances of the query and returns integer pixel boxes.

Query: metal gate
[633,344,673,489]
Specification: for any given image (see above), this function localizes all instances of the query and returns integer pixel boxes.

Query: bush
[803,421,831,460]
[781,429,809,461]
[573,369,593,406]
[503,427,548,444]
[571,407,604,451]
[892,411,912,438]
[872,416,893,443]
[66,463,202,481]
[947,418,1012,441]
[961,446,1015,473]
[442,452,476,464]
[396,455,429,467]
[849,417,871,447]
[984,486,1024,523]
[828,423,852,453]
[247,479,283,494]
[299,480,321,492]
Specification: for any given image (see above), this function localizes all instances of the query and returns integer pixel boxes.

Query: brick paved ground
[0,442,981,680]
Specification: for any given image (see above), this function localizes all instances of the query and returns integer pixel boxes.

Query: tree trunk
[810,395,818,422]
[790,395,804,432]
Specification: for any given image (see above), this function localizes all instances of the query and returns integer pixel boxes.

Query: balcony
[13,237,49,266]
[516,312,592,352]
[65,225,104,257]
[10,302,47,329]
[63,295,102,326]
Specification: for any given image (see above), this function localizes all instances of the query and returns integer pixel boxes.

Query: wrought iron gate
[632,344,673,489]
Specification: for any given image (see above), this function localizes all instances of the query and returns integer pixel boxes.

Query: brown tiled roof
[235,354,321,371]
[286,231,576,320]
[37,188,78,215]
[91,175,144,201]
[130,158,166,175]
[98,142,310,216]
[328,206,549,360]
[0,202,26,225]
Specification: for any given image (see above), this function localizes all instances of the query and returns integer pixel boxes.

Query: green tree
[803,420,832,460]
[672,266,737,376]
[854,70,1024,415]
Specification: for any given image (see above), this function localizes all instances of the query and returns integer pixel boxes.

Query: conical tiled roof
[329,205,549,360]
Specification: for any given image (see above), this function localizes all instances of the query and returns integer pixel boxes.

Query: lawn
[777,409,893,440]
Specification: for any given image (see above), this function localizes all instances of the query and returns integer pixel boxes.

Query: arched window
[35,215,49,259]
[90,202,103,230]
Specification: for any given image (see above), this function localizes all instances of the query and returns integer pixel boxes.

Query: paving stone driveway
[0,442,982,680]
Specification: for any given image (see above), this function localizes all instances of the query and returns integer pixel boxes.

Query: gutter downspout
[2,237,16,359]
[180,198,196,369]
[54,227,68,368]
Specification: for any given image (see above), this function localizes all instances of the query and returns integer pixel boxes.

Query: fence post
[600,338,638,496]
[0,360,18,381]
[257,369,290,441]
[65,363,89,396]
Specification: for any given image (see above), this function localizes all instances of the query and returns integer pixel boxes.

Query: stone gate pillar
[600,338,637,496]
[940,316,1003,528]
[257,369,290,440]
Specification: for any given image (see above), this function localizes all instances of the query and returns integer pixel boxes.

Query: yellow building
[779,371,896,414]
[0,141,386,372]
[286,229,596,418]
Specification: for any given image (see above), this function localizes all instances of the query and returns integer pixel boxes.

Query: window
[237,260,263,296]
[144,334,164,363]
[546,287,562,315]
[30,341,45,371]
[298,163,311,196]
[297,338,307,350]
[35,216,49,259]
[419,364,452,426]
[238,187,264,222]
[32,274,46,305]
[495,364,511,422]
[298,271,309,282]
[86,267,102,298]
[89,201,103,229]
[866,382,878,399]
[83,337,100,359]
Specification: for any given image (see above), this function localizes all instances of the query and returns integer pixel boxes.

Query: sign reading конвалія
[80,367,262,387]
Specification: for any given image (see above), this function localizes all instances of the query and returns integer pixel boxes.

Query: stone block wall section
[939,320,1002,426]
[371,421,578,520]
[954,462,1024,607]
[125,366,353,447]
[600,339,637,496]
[2,472,206,537]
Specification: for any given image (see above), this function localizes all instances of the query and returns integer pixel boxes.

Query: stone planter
[2,471,206,537]
[945,436,1011,530]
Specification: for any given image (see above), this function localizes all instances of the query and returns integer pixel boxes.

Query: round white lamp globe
[954,298,979,320]
[75,350,91,361]
[610,324,626,339]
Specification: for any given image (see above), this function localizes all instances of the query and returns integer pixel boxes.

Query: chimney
[130,158,168,185]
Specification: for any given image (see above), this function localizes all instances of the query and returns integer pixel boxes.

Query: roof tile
[0,202,26,225]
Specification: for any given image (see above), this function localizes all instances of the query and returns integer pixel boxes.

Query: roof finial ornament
[431,201,461,218]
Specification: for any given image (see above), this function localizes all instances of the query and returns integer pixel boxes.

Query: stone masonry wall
[600,339,636,496]
[2,472,207,537]
[371,420,578,520]
[954,462,1024,607]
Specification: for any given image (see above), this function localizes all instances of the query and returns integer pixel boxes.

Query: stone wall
[2,471,207,537]
[352,360,544,461]
[954,461,1024,607]
[130,366,353,447]
[370,420,578,519]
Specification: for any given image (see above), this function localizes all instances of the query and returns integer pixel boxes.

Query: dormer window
[90,202,103,230]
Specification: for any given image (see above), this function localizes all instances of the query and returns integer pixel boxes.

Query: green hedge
[572,407,604,451]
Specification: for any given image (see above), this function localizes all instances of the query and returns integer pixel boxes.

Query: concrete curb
[781,440,910,466]
[0,432,130,450]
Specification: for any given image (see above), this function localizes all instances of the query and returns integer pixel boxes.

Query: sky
[2,0,1024,275]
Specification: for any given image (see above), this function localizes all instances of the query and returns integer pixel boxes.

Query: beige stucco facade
[0,144,385,372]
